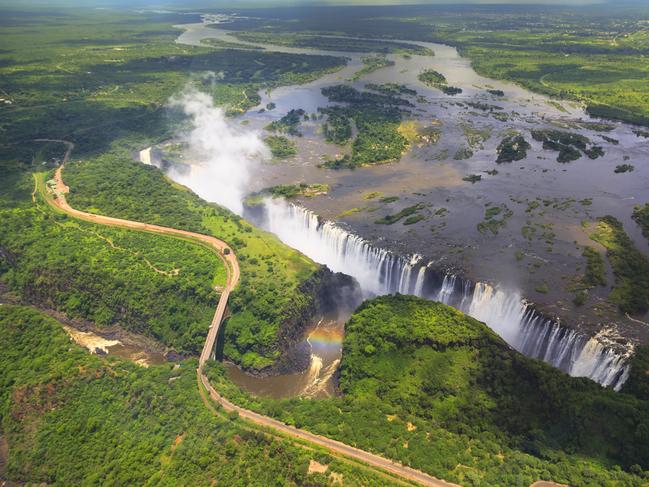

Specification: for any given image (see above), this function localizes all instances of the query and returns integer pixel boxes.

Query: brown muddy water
[63,325,167,367]
[226,315,345,399]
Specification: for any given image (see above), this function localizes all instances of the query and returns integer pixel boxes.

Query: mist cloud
[168,88,269,214]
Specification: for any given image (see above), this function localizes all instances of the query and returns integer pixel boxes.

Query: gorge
[139,15,643,394]
[251,198,632,390]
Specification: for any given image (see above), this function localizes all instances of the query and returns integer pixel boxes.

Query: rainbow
[307,329,343,350]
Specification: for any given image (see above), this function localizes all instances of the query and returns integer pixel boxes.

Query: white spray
[168,88,269,214]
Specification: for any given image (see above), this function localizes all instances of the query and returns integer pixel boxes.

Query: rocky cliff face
[264,266,360,376]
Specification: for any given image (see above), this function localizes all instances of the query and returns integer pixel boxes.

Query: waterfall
[139,147,153,166]
[263,199,422,296]
[254,198,632,390]
[413,265,427,297]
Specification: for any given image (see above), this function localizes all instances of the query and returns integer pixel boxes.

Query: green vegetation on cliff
[0,171,221,355]
[64,153,319,370]
[0,305,393,486]
[210,295,649,486]
[624,347,649,402]
[0,146,320,370]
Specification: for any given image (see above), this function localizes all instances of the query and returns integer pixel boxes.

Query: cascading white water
[264,198,422,296]
[139,147,153,166]
[257,198,632,390]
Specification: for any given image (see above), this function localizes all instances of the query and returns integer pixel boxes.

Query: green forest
[209,295,649,486]
[0,3,339,369]
[0,305,395,486]
[1,169,221,354]
[2,4,649,486]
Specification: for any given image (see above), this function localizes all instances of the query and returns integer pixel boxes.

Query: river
[145,15,648,396]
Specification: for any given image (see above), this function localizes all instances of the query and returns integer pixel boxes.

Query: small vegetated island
[351,55,395,81]
[418,69,463,95]
[375,203,427,225]
[319,85,413,169]
[266,108,306,136]
[264,135,297,158]
[496,133,531,163]
[531,129,605,163]
[248,183,330,203]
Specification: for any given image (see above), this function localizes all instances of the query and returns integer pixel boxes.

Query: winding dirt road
[38,141,456,487]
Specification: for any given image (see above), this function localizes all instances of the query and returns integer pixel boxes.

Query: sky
[0,0,613,7]
[228,0,604,3]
